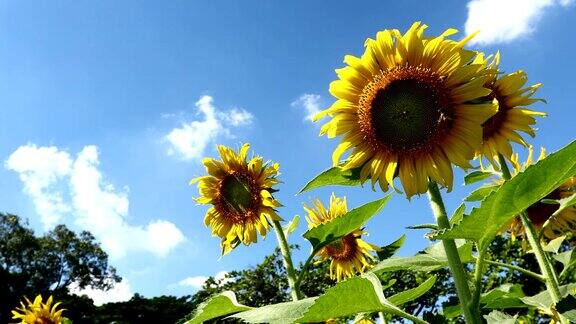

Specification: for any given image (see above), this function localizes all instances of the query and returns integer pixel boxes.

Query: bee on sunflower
[304,194,378,281]
[314,22,497,197]
[506,147,576,240]
[477,52,546,165]
[12,295,66,324]
[191,144,282,255]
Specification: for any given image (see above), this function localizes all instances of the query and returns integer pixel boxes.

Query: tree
[0,213,120,323]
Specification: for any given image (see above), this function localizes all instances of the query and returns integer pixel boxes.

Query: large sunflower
[304,194,378,281]
[506,147,576,240]
[477,52,545,164]
[12,295,65,324]
[191,144,282,255]
[314,22,496,197]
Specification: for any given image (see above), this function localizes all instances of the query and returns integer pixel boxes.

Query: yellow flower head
[315,22,496,197]
[478,52,545,165]
[191,143,282,255]
[304,194,378,281]
[506,147,576,239]
[12,295,65,324]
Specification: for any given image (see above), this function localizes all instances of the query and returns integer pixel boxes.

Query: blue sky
[0,0,574,304]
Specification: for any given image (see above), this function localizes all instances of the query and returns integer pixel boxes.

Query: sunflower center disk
[221,175,254,213]
[370,79,445,152]
[325,234,357,261]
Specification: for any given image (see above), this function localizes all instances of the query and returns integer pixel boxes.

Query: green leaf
[298,273,422,323]
[542,235,566,254]
[371,240,473,274]
[435,140,576,250]
[556,294,576,322]
[231,299,316,324]
[303,196,391,251]
[233,273,424,324]
[482,284,527,309]
[62,318,73,324]
[464,171,494,185]
[554,248,576,278]
[283,215,300,236]
[299,166,362,193]
[521,283,576,310]
[483,310,517,324]
[464,184,499,202]
[551,193,576,218]
[377,234,406,261]
[445,284,527,319]
[185,291,251,324]
[388,276,437,306]
[450,204,466,226]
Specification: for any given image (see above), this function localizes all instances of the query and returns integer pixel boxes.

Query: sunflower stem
[427,181,480,324]
[471,245,487,313]
[271,220,301,301]
[482,259,546,282]
[293,249,318,294]
[497,154,563,304]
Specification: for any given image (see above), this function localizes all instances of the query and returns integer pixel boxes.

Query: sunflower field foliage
[14,21,576,324]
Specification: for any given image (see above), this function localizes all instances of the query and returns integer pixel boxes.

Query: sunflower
[314,22,496,197]
[477,52,545,165]
[12,295,65,324]
[191,144,282,255]
[506,147,576,239]
[304,194,378,281]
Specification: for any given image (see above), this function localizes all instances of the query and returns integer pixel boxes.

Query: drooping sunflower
[12,295,65,324]
[314,22,496,197]
[191,144,282,255]
[304,194,378,281]
[477,52,545,164]
[506,147,576,239]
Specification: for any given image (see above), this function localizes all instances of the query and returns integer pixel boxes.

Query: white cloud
[465,0,574,45]
[177,271,231,289]
[70,279,133,306]
[6,144,186,259]
[291,94,322,122]
[5,145,72,228]
[165,95,253,161]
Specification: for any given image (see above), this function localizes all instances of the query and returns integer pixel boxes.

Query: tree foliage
[0,213,120,323]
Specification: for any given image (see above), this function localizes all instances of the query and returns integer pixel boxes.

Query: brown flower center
[218,172,260,223]
[526,189,561,228]
[325,234,358,261]
[358,66,453,155]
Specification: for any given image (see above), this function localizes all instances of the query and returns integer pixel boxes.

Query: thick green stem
[483,259,546,282]
[427,181,480,324]
[497,153,563,303]
[520,213,562,302]
[294,250,317,293]
[471,246,487,312]
[272,220,301,300]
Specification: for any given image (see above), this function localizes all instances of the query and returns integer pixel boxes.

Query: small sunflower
[191,144,282,255]
[506,147,576,239]
[12,295,65,324]
[304,194,378,281]
[477,52,545,164]
[314,22,496,197]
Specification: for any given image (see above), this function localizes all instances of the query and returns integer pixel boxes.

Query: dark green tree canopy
[0,213,120,323]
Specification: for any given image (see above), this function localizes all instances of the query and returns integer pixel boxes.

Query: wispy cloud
[465,0,574,45]
[6,144,186,259]
[70,279,133,306]
[165,95,253,161]
[291,94,322,122]
[177,271,231,290]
